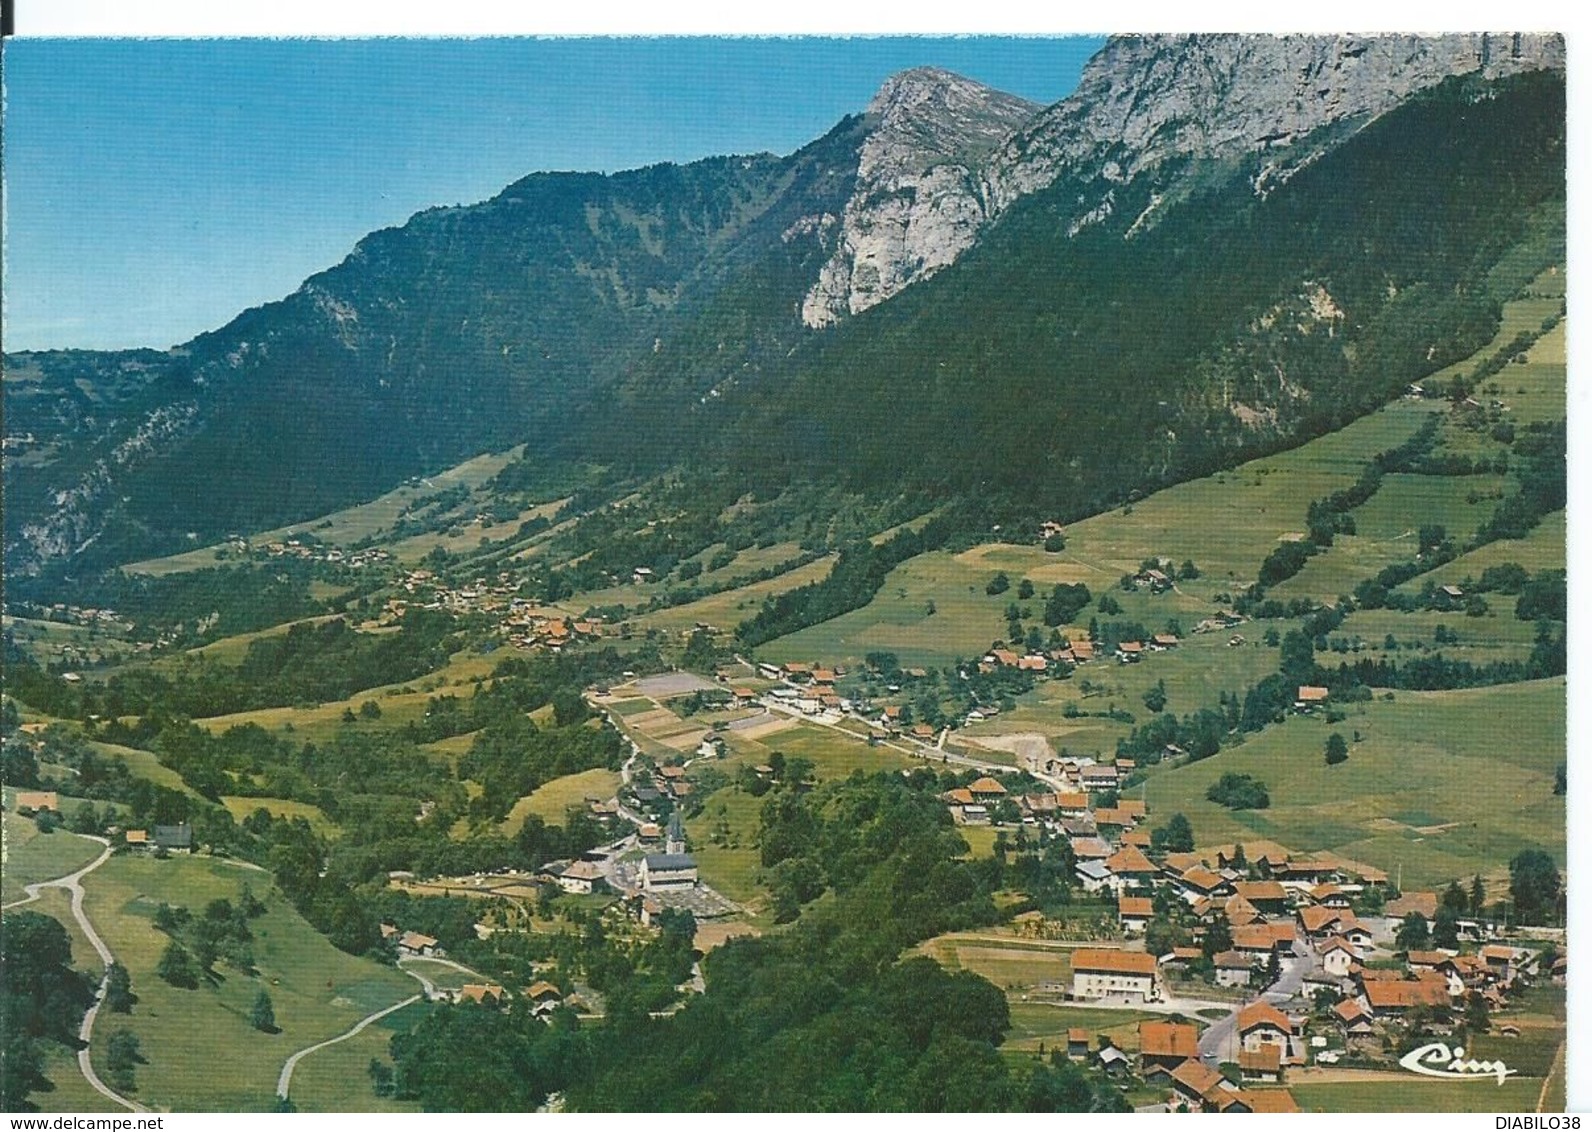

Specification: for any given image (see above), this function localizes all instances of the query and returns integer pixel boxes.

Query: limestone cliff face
[987,32,1567,219]
[805,34,1565,326]
[800,67,1037,327]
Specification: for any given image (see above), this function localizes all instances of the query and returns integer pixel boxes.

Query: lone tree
[1509,849,1563,925]
[1151,813,1195,854]
[1324,733,1349,766]
[1395,911,1431,951]
[105,1030,142,1093]
[155,941,200,989]
[250,989,277,1033]
[1432,906,1461,950]
[104,962,135,1013]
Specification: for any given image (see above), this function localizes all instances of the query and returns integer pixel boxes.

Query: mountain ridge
[2,37,1567,579]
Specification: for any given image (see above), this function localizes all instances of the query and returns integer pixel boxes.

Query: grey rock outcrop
[800,67,1037,327]
[807,33,1565,326]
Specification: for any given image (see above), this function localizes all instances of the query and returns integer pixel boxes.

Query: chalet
[1080,765,1119,792]
[1337,918,1374,951]
[1066,1028,1093,1061]
[1407,948,1458,974]
[1297,905,1346,940]
[1237,1001,1293,1055]
[1224,1089,1300,1114]
[1333,998,1375,1038]
[1307,882,1352,909]
[1319,936,1359,977]
[960,805,990,824]
[1223,894,1264,926]
[1095,1045,1132,1076]
[1161,851,1205,875]
[783,662,812,680]
[1239,1045,1283,1084]
[1115,641,1145,663]
[557,860,606,895]
[1093,807,1137,830]
[1070,640,1096,662]
[13,790,59,813]
[640,853,698,893]
[1075,860,1112,894]
[457,983,507,1006]
[1294,685,1330,710]
[1137,1021,1200,1078]
[1150,633,1181,650]
[1121,828,1153,849]
[398,931,440,957]
[1138,568,1172,594]
[1169,1059,1229,1110]
[1385,891,1439,923]
[1214,950,1256,988]
[1118,895,1153,935]
[1020,793,1058,820]
[153,824,194,853]
[1018,654,1048,672]
[990,649,1019,668]
[1232,924,1288,964]
[967,777,1008,800]
[1175,866,1229,904]
[1362,977,1450,1019]
[1103,845,1158,892]
[525,981,563,1012]
[942,787,976,808]
[124,829,149,848]
[1055,792,1090,816]
[910,723,936,741]
[811,668,837,685]
[1480,944,1525,984]
[1117,798,1147,820]
[1070,836,1111,861]
[1070,948,1159,1001]
[379,923,399,941]
[1232,880,1289,914]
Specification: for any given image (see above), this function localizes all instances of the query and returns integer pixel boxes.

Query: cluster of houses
[10,601,130,631]
[1071,1016,1301,1113]
[256,538,391,569]
[381,923,584,1015]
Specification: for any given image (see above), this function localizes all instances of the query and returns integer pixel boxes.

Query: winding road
[2,834,144,1112]
[274,954,489,1102]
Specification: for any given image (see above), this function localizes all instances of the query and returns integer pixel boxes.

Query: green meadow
[1142,678,1564,889]
[1,812,104,903]
[78,854,415,1111]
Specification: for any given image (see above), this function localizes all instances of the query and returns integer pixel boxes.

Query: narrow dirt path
[274,992,421,1100]
[3,836,143,1112]
[275,954,489,1102]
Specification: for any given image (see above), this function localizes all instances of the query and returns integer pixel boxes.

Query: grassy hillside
[77,854,416,1112]
[1142,678,1564,889]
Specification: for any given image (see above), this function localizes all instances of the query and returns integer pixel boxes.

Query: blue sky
[2,36,1104,352]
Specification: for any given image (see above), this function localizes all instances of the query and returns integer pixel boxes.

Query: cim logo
[1398,1041,1517,1085]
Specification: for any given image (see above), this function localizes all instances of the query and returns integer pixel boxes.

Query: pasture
[221,796,340,839]
[498,768,621,835]
[122,447,525,576]
[1,811,104,903]
[79,853,416,1112]
[1142,678,1565,889]
[1289,1075,1542,1112]
[639,554,838,635]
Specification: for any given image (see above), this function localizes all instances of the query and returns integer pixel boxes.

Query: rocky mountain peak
[988,32,1567,217]
[801,68,1039,327]
[804,34,1565,328]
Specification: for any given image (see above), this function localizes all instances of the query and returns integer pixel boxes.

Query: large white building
[1070,949,1160,1001]
[640,853,698,893]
